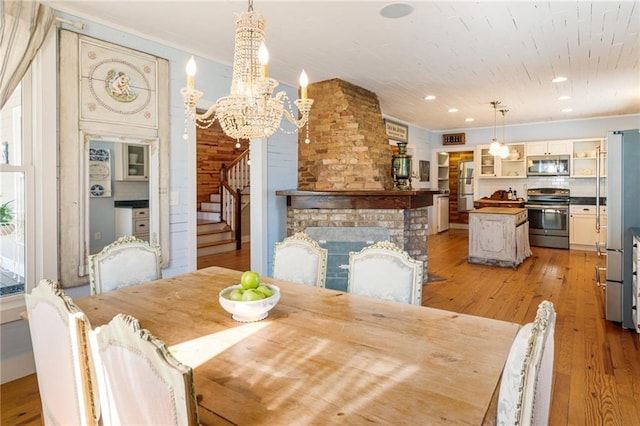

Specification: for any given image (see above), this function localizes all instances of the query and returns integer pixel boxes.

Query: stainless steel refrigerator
[457,160,474,212]
[598,129,640,329]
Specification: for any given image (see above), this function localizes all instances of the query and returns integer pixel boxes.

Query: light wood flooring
[3,229,639,425]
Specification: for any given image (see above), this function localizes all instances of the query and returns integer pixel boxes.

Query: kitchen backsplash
[478,176,604,200]
[114,181,149,201]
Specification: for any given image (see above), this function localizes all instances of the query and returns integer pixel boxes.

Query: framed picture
[384,119,408,143]
[419,160,430,182]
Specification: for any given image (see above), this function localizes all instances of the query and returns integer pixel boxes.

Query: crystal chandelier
[489,101,508,159]
[180,0,313,143]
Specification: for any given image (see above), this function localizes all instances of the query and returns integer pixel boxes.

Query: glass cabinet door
[478,146,497,177]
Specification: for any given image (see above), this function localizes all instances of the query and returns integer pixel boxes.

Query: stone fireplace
[278,78,437,288]
[298,78,394,190]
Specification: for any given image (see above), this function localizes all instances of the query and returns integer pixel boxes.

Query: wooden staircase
[197,150,250,259]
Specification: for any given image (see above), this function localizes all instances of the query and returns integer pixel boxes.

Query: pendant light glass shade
[489,101,509,159]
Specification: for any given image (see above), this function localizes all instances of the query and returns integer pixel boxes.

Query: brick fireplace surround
[277,78,438,282]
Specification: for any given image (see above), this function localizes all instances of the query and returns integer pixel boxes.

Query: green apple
[240,270,260,290]
[255,285,273,298]
[228,288,244,301]
[241,289,265,301]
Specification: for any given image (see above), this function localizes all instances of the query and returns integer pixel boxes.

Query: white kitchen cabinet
[436,195,449,232]
[499,143,527,178]
[115,143,149,181]
[115,207,150,242]
[569,205,606,250]
[527,140,572,156]
[478,145,498,177]
[477,143,526,178]
[571,138,606,178]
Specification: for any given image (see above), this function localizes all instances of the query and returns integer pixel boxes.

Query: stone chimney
[297,79,394,190]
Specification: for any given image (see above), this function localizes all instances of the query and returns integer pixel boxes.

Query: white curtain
[0,0,55,109]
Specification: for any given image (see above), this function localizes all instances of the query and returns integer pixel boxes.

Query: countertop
[469,207,527,215]
[570,197,607,206]
[114,200,149,208]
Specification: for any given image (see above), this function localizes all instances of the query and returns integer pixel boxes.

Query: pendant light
[498,107,509,159]
[488,101,501,156]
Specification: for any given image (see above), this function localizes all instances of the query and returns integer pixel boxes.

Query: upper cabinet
[500,143,526,178]
[571,138,606,178]
[115,143,149,181]
[478,145,498,177]
[526,140,572,156]
[477,143,526,178]
[437,152,450,192]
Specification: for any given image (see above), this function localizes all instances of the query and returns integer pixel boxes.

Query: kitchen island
[468,207,531,268]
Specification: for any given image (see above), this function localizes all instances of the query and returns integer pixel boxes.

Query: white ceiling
[46,1,640,131]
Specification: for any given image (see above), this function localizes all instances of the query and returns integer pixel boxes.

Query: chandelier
[180,0,313,143]
[488,101,509,159]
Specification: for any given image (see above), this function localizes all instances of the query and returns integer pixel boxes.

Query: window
[1,76,35,322]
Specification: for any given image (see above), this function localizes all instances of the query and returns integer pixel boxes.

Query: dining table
[75,266,520,425]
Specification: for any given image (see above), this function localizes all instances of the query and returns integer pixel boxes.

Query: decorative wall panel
[79,38,158,128]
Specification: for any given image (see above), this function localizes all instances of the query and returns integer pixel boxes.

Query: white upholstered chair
[25,279,100,426]
[91,313,199,426]
[273,232,328,287]
[89,235,161,295]
[498,300,556,426]
[347,240,423,305]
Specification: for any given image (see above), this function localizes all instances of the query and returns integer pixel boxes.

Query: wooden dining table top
[75,266,520,425]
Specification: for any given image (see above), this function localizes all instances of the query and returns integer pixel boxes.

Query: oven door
[526,204,570,248]
[526,204,569,235]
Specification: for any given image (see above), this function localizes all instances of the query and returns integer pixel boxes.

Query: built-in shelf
[437,152,450,192]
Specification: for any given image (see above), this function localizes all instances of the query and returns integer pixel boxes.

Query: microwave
[527,155,570,176]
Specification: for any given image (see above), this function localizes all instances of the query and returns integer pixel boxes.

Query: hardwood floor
[3,229,639,425]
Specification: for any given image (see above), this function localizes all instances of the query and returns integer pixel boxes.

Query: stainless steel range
[525,188,570,249]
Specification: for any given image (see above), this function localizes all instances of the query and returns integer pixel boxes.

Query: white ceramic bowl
[218,284,280,322]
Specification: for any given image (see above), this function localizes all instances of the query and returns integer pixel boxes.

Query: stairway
[197,148,251,259]
[197,194,236,256]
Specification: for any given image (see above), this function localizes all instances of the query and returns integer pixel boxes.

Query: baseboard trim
[1,352,35,384]
[449,223,469,230]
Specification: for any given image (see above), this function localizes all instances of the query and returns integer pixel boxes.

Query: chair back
[91,313,199,426]
[273,232,328,287]
[498,300,556,426]
[90,235,161,294]
[347,241,423,305]
[25,279,100,426]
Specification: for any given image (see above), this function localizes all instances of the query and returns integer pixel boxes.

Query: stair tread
[197,238,236,249]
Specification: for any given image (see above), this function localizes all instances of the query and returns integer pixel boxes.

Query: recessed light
[424,95,436,101]
[465,118,474,122]
[380,3,414,19]
[561,108,573,112]
[552,76,568,83]
[448,108,458,113]
[558,95,571,101]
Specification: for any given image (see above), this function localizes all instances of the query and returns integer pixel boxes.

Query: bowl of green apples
[218,271,280,322]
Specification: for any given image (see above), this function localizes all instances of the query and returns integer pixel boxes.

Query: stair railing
[220,148,250,249]
[225,148,250,192]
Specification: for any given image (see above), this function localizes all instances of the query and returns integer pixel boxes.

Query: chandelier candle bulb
[258,43,269,78]
[300,70,308,99]
[186,56,197,89]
